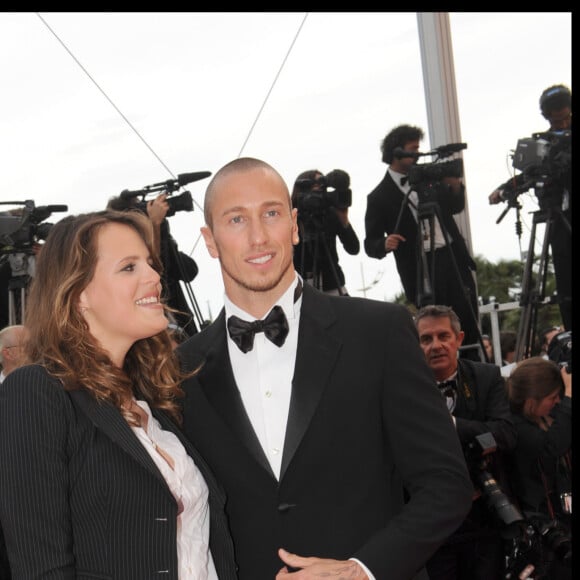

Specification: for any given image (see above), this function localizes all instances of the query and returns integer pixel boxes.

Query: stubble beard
[220,257,293,296]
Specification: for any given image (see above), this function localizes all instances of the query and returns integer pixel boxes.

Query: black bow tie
[227,305,289,353]
[437,379,458,396]
[400,175,409,186]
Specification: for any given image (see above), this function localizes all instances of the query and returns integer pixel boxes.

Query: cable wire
[35,12,177,181]
[237,13,308,157]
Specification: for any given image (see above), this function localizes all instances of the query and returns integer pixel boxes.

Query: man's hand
[441,176,463,194]
[488,189,503,205]
[561,366,572,397]
[384,233,405,253]
[276,548,369,579]
[333,207,350,228]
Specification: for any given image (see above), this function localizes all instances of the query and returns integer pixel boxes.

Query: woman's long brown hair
[24,209,191,425]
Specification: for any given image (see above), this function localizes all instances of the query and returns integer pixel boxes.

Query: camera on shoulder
[295,169,352,215]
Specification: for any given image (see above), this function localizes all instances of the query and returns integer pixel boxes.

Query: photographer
[415,305,517,580]
[489,84,572,332]
[1,204,60,327]
[291,169,360,295]
[506,356,572,579]
[364,124,480,352]
[107,192,199,336]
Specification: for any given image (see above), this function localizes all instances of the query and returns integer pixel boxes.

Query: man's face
[201,167,299,308]
[393,139,421,173]
[417,315,464,381]
[544,106,572,131]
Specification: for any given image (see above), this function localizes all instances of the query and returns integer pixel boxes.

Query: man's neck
[435,366,458,383]
[225,273,297,319]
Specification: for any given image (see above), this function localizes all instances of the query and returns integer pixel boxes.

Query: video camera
[507,130,571,208]
[548,330,572,373]
[295,169,352,216]
[118,170,211,217]
[512,130,571,181]
[0,200,68,255]
[400,142,466,202]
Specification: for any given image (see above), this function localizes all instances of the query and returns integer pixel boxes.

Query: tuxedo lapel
[195,310,274,477]
[280,286,342,479]
[69,388,171,494]
[152,407,227,507]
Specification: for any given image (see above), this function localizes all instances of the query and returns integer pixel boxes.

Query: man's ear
[201,226,219,259]
[291,208,300,246]
[457,330,465,347]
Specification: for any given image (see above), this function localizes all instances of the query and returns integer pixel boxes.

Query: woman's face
[79,222,167,366]
[527,388,562,419]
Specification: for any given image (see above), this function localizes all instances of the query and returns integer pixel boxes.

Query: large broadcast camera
[118,171,211,217]
[395,142,466,204]
[512,130,571,183]
[506,130,571,208]
[0,200,68,255]
[408,143,466,186]
[294,169,352,216]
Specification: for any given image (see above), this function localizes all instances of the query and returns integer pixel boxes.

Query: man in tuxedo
[177,157,472,579]
[364,124,480,351]
[415,304,517,580]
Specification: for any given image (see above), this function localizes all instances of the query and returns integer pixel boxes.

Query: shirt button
[265,390,272,398]
[272,447,280,454]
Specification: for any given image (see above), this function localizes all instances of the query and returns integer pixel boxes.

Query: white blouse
[131,400,218,580]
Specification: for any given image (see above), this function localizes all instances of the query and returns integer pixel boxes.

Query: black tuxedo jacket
[178,284,472,579]
[454,359,516,451]
[0,364,237,580]
[364,171,476,304]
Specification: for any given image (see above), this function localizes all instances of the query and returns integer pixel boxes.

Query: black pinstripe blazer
[0,364,238,580]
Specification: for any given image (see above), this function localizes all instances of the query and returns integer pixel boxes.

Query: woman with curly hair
[0,210,236,579]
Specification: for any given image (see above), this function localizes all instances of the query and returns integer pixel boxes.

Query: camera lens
[166,191,193,217]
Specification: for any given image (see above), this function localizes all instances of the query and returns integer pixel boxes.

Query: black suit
[426,359,517,580]
[0,364,237,580]
[364,171,480,347]
[178,284,472,579]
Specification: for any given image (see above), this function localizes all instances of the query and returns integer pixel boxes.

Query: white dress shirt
[224,277,376,579]
[224,276,301,480]
[131,400,218,580]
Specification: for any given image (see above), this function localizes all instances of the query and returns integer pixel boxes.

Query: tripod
[7,276,28,326]
[170,242,209,333]
[1,252,34,326]
[395,185,486,359]
[514,206,570,361]
[296,211,346,295]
